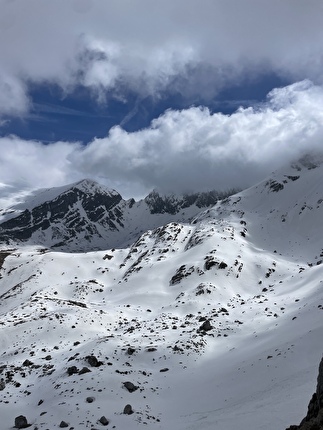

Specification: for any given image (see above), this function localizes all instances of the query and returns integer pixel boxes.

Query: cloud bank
[1,0,323,116]
[0,80,322,201]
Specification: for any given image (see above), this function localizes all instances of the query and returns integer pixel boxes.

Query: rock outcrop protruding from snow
[286,357,323,429]
[14,415,29,429]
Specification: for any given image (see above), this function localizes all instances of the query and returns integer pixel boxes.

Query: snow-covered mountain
[0,180,231,251]
[0,154,323,429]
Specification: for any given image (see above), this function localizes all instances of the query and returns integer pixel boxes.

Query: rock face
[0,179,123,251]
[0,179,235,252]
[144,189,234,214]
[286,357,323,430]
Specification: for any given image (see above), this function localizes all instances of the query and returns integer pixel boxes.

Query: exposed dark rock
[266,179,284,192]
[198,320,213,332]
[145,189,237,214]
[79,366,91,375]
[0,378,5,390]
[123,404,134,415]
[14,415,29,428]
[99,416,109,426]
[170,265,195,285]
[123,381,139,393]
[286,357,323,429]
[22,359,33,367]
[160,368,169,372]
[86,355,103,367]
[127,347,136,355]
[204,257,217,271]
[67,366,78,376]
[59,421,69,428]
[86,396,95,403]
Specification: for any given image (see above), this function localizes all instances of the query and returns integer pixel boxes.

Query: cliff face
[286,357,323,430]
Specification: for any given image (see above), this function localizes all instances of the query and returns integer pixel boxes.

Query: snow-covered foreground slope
[0,156,323,429]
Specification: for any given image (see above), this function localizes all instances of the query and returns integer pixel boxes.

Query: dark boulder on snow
[14,415,29,428]
[79,366,91,375]
[86,355,103,367]
[286,356,323,429]
[86,396,95,403]
[67,365,78,376]
[123,381,138,393]
[99,416,109,426]
[198,319,213,332]
[123,404,134,415]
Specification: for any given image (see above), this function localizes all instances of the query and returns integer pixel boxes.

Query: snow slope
[0,155,323,429]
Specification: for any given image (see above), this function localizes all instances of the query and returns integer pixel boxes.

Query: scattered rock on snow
[0,378,5,390]
[79,366,91,375]
[123,404,134,415]
[198,319,213,332]
[67,366,78,376]
[123,381,139,393]
[86,355,103,367]
[99,416,109,426]
[86,396,95,403]
[14,415,29,429]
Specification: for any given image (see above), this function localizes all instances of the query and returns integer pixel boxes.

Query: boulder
[123,381,138,393]
[14,415,29,429]
[99,416,109,426]
[123,404,134,415]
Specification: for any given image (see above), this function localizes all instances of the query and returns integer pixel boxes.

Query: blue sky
[0,0,323,200]
[1,73,290,143]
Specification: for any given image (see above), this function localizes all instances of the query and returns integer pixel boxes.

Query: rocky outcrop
[286,357,323,430]
[0,179,123,248]
[144,189,237,214]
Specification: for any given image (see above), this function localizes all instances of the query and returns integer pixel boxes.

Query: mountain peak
[72,179,120,197]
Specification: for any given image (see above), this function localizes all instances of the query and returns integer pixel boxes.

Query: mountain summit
[0,181,229,251]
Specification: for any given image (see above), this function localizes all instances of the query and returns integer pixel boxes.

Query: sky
[1,0,323,201]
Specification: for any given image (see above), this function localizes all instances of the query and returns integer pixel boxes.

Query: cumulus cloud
[69,80,323,195]
[0,138,83,206]
[1,0,323,112]
[0,80,322,201]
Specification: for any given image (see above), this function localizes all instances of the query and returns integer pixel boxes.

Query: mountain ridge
[0,181,236,251]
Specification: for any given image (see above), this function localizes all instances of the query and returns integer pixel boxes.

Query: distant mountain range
[0,181,235,251]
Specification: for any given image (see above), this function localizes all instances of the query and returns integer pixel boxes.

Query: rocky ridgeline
[286,357,323,430]
[0,180,235,252]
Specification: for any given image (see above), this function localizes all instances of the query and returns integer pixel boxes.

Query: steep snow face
[195,155,323,261]
[0,158,323,429]
[0,182,229,252]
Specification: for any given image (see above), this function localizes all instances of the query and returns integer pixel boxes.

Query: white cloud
[1,0,323,110]
[0,138,82,199]
[0,72,30,116]
[69,80,323,195]
[0,81,322,201]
